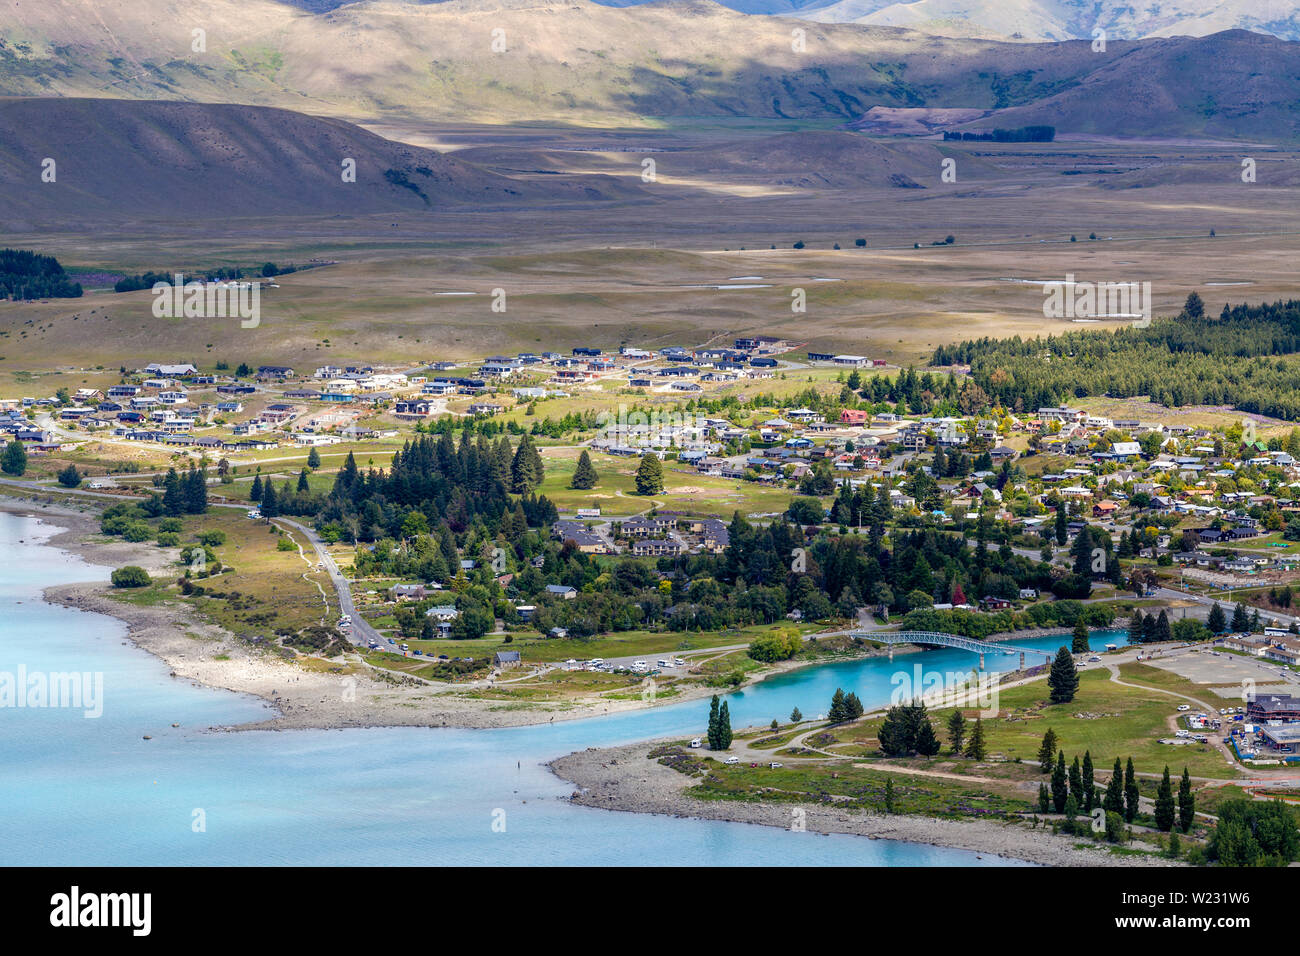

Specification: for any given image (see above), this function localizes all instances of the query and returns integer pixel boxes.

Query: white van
[689,737,702,749]
[657,659,672,668]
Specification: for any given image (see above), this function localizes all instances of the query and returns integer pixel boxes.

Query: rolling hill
[0,97,646,228]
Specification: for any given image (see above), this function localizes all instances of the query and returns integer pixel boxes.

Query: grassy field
[109,507,330,640]
[825,667,1240,779]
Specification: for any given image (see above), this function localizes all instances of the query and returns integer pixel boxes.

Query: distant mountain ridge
[277,0,1300,41]
[2,0,1299,138]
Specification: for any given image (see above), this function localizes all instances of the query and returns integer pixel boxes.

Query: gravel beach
[551,741,1178,867]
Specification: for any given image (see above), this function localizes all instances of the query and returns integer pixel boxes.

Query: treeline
[306,432,553,543]
[114,261,302,292]
[0,249,82,299]
[942,126,1054,142]
[933,299,1300,419]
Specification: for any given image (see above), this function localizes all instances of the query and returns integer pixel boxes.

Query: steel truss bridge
[850,630,1055,667]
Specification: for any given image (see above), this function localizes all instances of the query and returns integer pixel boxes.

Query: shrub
[197,529,226,547]
[156,532,181,547]
[122,522,152,542]
[747,628,803,663]
[1104,810,1125,843]
[110,566,151,588]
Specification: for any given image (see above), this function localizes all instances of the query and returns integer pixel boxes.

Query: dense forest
[933,299,1300,419]
[0,249,82,299]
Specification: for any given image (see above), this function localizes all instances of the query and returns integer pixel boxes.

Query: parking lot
[1147,648,1299,692]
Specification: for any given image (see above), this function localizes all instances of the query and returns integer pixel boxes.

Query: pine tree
[1082,751,1095,812]
[1104,758,1125,815]
[298,468,310,493]
[1154,766,1175,832]
[884,778,895,813]
[184,465,208,514]
[1207,602,1227,634]
[1128,610,1145,643]
[571,449,598,489]
[1178,767,1195,833]
[965,715,987,760]
[717,701,733,750]
[510,435,543,493]
[1069,754,1084,805]
[162,467,184,516]
[1,440,26,476]
[1124,757,1139,823]
[307,446,321,469]
[829,688,848,723]
[1231,601,1250,633]
[1037,728,1058,772]
[1037,783,1050,814]
[877,704,909,755]
[1071,621,1090,654]
[261,481,279,518]
[845,692,865,719]
[1154,609,1172,643]
[915,719,941,756]
[1048,646,1079,703]
[250,473,263,503]
[947,709,966,754]
[790,706,802,723]
[707,695,721,750]
[1051,750,1068,813]
[634,453,663,495]
[1055,504,1067,545]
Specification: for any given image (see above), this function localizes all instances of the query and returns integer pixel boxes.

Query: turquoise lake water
[0,510,1127,866]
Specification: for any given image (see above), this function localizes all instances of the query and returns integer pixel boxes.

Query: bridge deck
[852,630,1055,661]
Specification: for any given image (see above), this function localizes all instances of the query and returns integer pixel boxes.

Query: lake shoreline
[1,495,904,733]
[550,741,1177,868]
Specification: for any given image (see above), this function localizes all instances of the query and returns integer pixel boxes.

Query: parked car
[769,761,783,769]
[1177,705,1191,712]
[724,756,739,764]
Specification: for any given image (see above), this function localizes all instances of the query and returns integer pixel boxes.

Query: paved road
[269,516,383,648]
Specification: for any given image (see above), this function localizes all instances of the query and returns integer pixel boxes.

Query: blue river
[0,510,1128,865]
